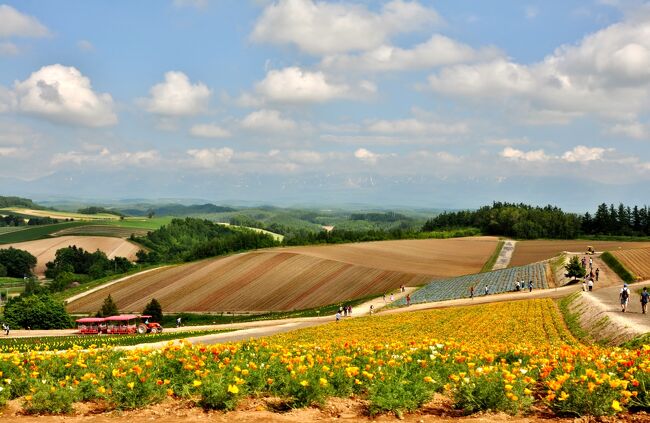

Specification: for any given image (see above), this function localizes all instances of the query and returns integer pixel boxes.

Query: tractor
[586,246,595,255]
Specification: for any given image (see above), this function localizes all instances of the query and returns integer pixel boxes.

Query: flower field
[0,298,649,418]
[0,329,233,353]
[396,263,550,306]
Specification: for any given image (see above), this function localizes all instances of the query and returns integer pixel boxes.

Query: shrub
[143,298,163,322]
[0,247,36,277]
[4,294,73,329]
[22,385,74,415]
[199,375,242,411]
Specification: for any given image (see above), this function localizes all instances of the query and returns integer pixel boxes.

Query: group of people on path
[335,305,354,321]
[620,284,649,314]
[468,280,534,299]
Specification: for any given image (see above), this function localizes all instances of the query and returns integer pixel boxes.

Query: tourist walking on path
[588,279,594,292]
[369,304,374,315]
[469,286,474,299]
[406,294,411,306]
[582,280,587,292]
[390,293,394,302]
[595,268,600,281]
[335,311,341,322]
[528,280,533,292]
[620,284,630,312]
[641,287,649,314]
[484,285,489,296]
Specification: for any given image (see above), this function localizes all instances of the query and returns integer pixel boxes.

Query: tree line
[422,202,650,239]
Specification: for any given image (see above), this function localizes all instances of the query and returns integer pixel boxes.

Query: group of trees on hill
[77,206,123,217]
[0,196,42,209]
[0,214,59,227]
[422,202,650,239]
[44,246,134,292]
[133,218,280,263]
[0,247,36,278]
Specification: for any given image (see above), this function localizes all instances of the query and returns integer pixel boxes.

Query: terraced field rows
[398,262,550,305]
[50,224,151,238]
[509,240,650,267]
[611,247,650,280]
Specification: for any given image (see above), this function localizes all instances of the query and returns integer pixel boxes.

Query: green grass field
[0,221,90,244]
[0,226,28,234]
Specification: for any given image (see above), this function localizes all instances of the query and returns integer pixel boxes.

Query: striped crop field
[0,207,121,221]
[66,237,499,313]
[396,262,550,305]
[50,224,151,238]
[509,240,650,267]
[0,236,141,275]
[610,247,650,280]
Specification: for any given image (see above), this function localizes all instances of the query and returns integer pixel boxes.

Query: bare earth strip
[509,240,650,267]
[1,236,141,276]
[66,237,498,314]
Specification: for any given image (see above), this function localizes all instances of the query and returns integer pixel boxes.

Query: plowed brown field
[66,237,498,314]
[509,240,650,267]
[611,247,650,280]
[2,236,141,275]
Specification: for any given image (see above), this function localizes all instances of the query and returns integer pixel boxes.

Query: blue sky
[0,0,649,211]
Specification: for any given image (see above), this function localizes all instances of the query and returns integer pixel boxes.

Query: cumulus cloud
[186,147,234,168]
[240,109,297,132]
[322,35,501,72]
[0,147,22,157]
[251,0,439,55]
[367,117,468,135]
[428,19,650,122]
[354,148,381,164]
[51,148,160,167]
[255,67,349,103]
[500,147,550,162]
[190,123,231,139]
[561,145,609,162]
[13,64,117,127]
[142,71,211,116]
[0,4,50,38]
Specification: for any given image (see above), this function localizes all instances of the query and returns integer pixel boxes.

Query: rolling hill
[65,237,498,313]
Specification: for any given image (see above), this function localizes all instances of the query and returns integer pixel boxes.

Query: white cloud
[255,67,349,103]
[13,64,117,127]
[190,123,231,139]
[609,121,648,139]
[251,0,439,55]
[186,147,234,168]
[428,18,650,122]
[0,41,18,56]
[0,5,50,38]
[561,145,609,162]
[240,109,297,132]
[500,147,549,162]
[322,35,501,72]
[354,148,381,164]
[77,40,94,52]
[367,117,468,135]
[142,71,211,116]
[0,147,22,157]
[51,148,160,167]
[0,86,16,112]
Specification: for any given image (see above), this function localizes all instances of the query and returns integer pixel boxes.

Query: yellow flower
[300,380,309,387]
[127,382,135,390]
[423,376,434,383]
[558,391,569,401]
[319,377,328,387]
[612,400,622,412]
[228,384,239,394]
[98,386,106,394]
[504,384,513,391]
[192,380,202,387]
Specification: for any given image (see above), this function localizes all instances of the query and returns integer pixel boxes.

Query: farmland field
[509,240,650,267]
[1,236,141,275]
[50,224,151,238]
[3,299,649,418]
[611,247,650,280]
[0,221,89,244]
[0,207,120,220]
[66,237,498,313]
[396,262,550,305]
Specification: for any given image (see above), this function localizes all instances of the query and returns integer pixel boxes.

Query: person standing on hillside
[641,287,649,314]
[528,280,533,292]
[595,268,600,281]
[620,284,630,312]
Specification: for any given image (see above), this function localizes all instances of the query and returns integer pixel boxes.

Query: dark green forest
[422,202,650,239]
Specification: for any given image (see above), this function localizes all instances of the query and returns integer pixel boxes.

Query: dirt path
[492,240,516,270]
[582,280,650,335]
